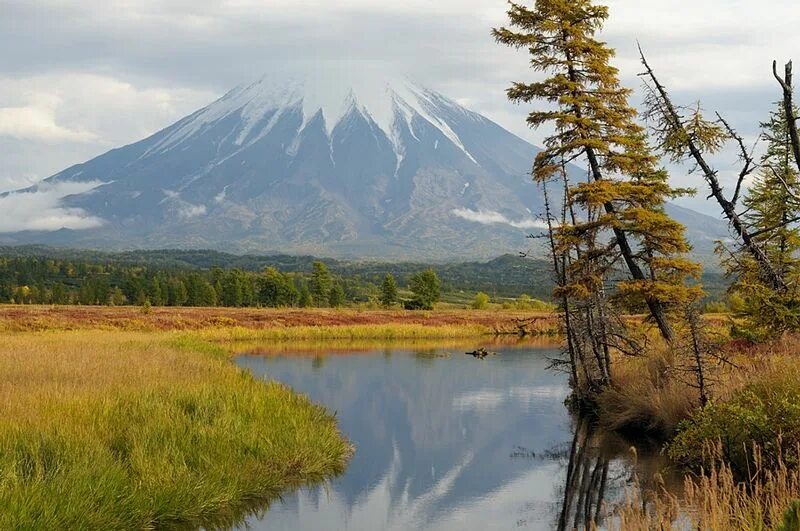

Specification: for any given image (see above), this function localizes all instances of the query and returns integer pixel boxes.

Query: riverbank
[594,333,800,529]
[0,305,559,336]
[0,327,353,529]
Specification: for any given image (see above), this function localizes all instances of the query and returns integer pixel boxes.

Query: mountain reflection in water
[235,344,676,530]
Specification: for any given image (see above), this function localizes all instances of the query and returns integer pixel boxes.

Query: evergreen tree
[742,103,800,278]
[185,274,217,306]
[298,281,313,308]
[165,278,188,306]
[729,102,800,336]
[110,287,127,306]
[493,0,701,342]
[51,283,67,305]
[148,277,164,306]
[257,267,299,307]
[309,261,332,307]
[380,273,399,307]
[219,269,245,307]
[329,282,346,308]
[409,269,441,310]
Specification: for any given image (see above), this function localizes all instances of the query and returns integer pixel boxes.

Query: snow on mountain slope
[2,71,730,260]
[143,73,479,167]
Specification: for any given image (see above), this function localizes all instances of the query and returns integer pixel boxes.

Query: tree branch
[773,60,800,174]
[715,111,758,208]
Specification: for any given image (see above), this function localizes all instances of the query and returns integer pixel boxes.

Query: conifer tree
[493,0,701,342]
[380,274,399,307]
[298,282,313,308]
[310,261,332,308]
[329,282,346,308]
[729,103,800,335]
[409,269,441,310]
[743,103,800,277]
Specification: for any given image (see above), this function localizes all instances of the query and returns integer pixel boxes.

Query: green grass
[0,331,352,529]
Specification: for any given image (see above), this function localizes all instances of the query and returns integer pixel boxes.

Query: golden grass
[594,329,789,438]
[600,334,800,530]
[616,445,800,530]
[193,323,491,343]
[0,305,558,335]
[224,335,560,356]
[0,329,352,529]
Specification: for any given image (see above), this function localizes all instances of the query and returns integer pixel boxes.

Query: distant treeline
[0,257,380,307]
[0,246,558,299]
[0,246,728,307]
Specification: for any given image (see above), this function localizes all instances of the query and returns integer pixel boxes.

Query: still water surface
[235,343,673,530]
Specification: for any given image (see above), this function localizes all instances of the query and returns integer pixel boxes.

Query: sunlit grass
[0,330,352,529]
[193,323,492,342]
[616,444,800,530]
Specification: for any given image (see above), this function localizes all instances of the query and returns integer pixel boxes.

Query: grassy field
[0,305,553,528]
[0,325,356,528]
[0,305,558,333]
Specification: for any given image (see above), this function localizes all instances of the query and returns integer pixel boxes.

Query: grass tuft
[0,330,352,529]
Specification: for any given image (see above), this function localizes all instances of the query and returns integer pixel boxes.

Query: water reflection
[557,416,613,530]
[234,344,675,530]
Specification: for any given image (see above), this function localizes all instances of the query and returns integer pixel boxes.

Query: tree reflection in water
[551,415,676,531]
[556,416,611,530]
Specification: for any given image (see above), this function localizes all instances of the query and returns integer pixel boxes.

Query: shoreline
[0,305,561,336]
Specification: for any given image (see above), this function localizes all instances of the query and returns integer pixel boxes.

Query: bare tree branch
[639,45,788,294]
[715,111,758,208]
[773,60,800,174]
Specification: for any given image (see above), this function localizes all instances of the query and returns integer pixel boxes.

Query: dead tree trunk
[640,50,788,294]
[542,176,581,393]
[687,308,709,407]
[774,60,800,174]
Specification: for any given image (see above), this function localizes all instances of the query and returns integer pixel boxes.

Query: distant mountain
[2,72,730,259]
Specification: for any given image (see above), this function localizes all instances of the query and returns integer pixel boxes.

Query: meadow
[0,304,547,528]
[5,304,799,529]
[0,321,355,528]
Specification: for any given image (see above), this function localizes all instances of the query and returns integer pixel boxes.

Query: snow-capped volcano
[2,72,729,259]
[146,73,479,168]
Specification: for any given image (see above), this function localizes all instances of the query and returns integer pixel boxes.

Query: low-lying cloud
[161,190,207,219]
[0,181,105,232]
[452,208,548,230]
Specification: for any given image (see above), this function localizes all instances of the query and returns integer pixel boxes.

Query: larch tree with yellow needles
[493,0,702,350]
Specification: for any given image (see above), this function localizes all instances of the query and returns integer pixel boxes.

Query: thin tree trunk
[563,39,675,342]
[641,52,788,294]
[774,61,800,174]
[543,177,580,392]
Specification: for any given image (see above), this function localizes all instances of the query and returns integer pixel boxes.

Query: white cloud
[0,73,214,191]
[0,181,105,232]
[178,203,207,219]
[452,208,548,230]
[214,185,229,203]
[160,190,207,219]
[0,102,97,143]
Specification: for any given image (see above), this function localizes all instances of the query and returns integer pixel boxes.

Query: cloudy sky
[1,0,798,214]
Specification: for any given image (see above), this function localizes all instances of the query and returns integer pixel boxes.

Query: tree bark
[563,41,675,342]
[641,52,788,294]
[774,61,800,174]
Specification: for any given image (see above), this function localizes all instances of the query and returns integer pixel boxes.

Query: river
[234,341,678,530]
